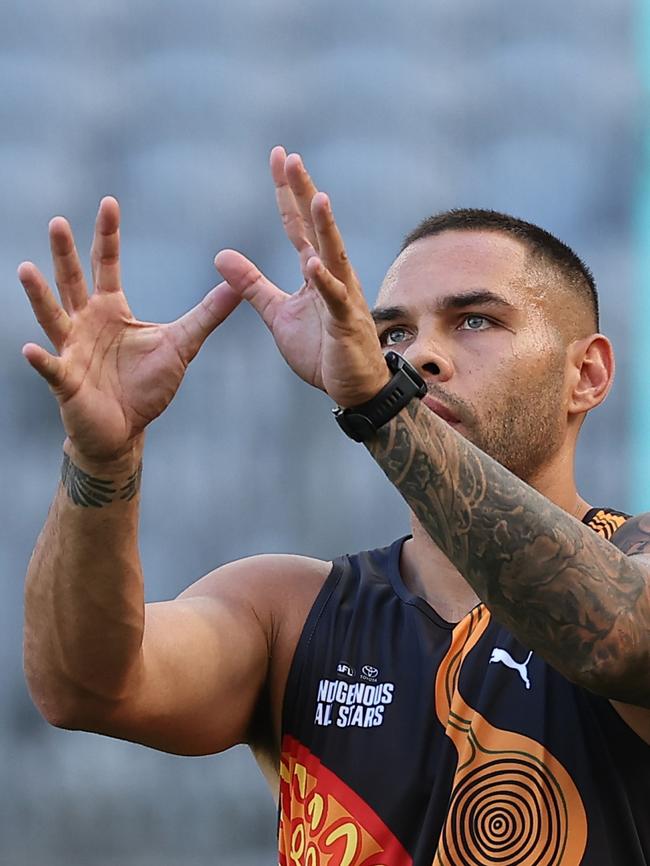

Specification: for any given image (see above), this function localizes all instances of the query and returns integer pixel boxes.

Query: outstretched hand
[215,147,389,408]
[21,197,241,463]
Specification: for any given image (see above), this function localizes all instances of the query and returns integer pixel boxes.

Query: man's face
[374,230,571,482]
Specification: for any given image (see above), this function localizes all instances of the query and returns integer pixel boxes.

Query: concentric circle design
[440,757,566,866]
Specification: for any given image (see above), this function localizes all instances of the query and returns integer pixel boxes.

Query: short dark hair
[401,208,599,331]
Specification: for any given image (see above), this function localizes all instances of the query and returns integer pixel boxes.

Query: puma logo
[489,648,533,689]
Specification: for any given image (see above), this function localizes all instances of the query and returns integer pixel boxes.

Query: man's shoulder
[189,536,405,598]
[179,552,334,610]
[178,538,404,639]
[220,551,333,579]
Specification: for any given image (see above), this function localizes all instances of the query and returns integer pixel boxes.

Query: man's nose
[403,338,454,383]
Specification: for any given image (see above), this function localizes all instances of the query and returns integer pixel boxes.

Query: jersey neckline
[386,535,469,630]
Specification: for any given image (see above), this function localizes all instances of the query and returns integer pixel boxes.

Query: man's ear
[567,333,614,417]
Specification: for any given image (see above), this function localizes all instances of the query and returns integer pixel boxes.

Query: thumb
[22,343,66,389]
[170,281,241,363]
[214,249,288,329]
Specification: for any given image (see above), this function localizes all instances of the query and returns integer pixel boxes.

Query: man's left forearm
[367,399,650,705]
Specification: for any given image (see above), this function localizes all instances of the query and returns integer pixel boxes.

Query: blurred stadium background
[0,1,645,863]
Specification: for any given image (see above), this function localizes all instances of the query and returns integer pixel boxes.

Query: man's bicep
[85,553,329,757]
[607,515,650,744]
[86,560,276,756]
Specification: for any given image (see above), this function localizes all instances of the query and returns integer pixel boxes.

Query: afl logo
[362,665,379,681]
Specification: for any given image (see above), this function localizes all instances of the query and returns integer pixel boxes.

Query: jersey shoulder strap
[582,505,631,540]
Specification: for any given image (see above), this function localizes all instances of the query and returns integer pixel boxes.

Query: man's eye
[459,314,492,331]
[381,327,411,345]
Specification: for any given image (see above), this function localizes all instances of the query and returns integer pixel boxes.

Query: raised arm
[219,150,650,721]
[20,197,297,756]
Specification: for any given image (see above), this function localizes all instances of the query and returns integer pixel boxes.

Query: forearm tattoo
[61,453,142,507]
[368,400,650,703]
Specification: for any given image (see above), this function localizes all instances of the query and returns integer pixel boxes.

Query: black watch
[333,351,427,442]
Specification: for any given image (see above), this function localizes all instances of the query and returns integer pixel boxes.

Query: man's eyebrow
[436,290,516,312]
[371,306,408,324]
[371,291,517,323]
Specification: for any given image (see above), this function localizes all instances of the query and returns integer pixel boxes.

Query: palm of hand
[270,285,327,391]
[55,293,187,459]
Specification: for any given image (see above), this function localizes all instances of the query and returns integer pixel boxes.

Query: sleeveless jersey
[278,507,650,865]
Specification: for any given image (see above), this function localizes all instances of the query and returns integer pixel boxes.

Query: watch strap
[333,352,427,442]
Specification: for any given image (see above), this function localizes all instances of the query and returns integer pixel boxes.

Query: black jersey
[278,507,649,865]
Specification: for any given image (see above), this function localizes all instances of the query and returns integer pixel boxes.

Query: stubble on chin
[459,371,567,484]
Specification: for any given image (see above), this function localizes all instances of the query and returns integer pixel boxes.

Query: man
[22,147,650,865]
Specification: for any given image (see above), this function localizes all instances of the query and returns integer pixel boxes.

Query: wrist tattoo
[61,453,143,507]
[119,463,143,502]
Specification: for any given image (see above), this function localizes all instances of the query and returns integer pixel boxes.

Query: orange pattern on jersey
[586,509,627,540]
[278,735,412,866]
[433,605,588,865]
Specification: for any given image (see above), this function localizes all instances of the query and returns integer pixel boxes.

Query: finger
[305,255,349,318]
[48,217,89,313]
[310,192,356,287]
[22,342,65,388]
[91,196,121,293]
[170,282,242,364]
[215,249,288,329]
[270,146,317,270]
[285,152,320,249]
[18,261,71,349]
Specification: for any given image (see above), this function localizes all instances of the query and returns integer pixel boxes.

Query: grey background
[0,1,641,863]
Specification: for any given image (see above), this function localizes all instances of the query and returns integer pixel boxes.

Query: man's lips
[422,395,461,425]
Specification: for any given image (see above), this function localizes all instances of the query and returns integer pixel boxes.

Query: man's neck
[529,452,591,522]
[400,520,480,623]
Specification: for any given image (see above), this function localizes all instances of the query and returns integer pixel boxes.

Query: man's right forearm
[24,437,146,727]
